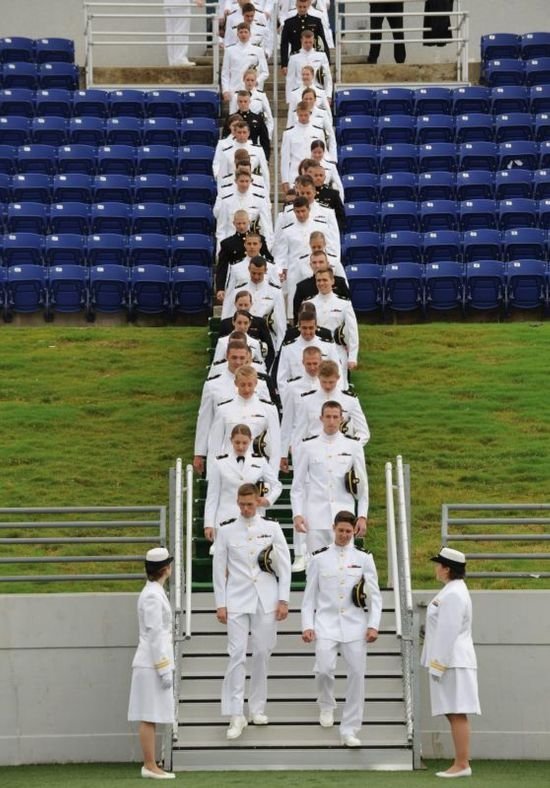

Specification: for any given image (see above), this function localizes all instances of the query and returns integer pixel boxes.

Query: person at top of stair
[285,29,333,102]
[221,22,269,101]
[280,0,332,70]
[223,1,273,57]
[279,0,334,48]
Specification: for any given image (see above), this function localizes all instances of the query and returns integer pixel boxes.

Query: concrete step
[179,675,404,700]
[178,699,406,723]
[190,589,396,610]
[186,610,397,634]
[182,653,402,676]
[182,631,400,654]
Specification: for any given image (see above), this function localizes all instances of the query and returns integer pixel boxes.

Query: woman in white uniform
[204,423,282,552]
[128,547,175,780]
[421,547,481,779]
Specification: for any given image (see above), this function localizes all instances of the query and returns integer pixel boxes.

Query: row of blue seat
[336,112,550,146]
[0,88,220,119]
[334,86,550,117]
[0,117,219,149]
[0,173,217,204]
[342,170,550,203]
[342,229,550,266]
[481,32,550,62]
[0,201,214,236]
[338,141,550,175]
[0,37,74,63]
[0,232,214,268]
[480,58,550,87]
[0,263,211,320]
[0,63,79,91]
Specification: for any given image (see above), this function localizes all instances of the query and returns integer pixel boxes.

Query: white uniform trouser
[306,528,333,556]
[293,528,306,558]
[164,0,191,65]
[315,638,366,736]
[222,606,277,717]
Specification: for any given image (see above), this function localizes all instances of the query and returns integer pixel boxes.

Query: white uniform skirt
[128,667,174,724]
[429,667,481,717]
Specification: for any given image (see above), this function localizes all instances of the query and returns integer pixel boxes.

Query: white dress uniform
[204,449,282,531]
[216,172,267,202]
[421,579,481,717]
[294,249,347,281]
[225,257,281,293]
[208,392,281,474]
[212,333,265,368]
[194,368,272,458]
[308,292,359,385]
[222,278,286,350]
[291,386,370,453]
[230,89,274,140]
[287,83,331,116]
[163,0,198,66]
[128,580,174,723]
[221,41,269,95]
[276,334,340,399]
[213,513,291,717]
[224,8,273,56]
[287,106,337,158]
[216,140,270,191]
[285,48,333,101]
[215,188,274,248]
[301,541,382,737]
[317,156,344,198]
[280,121,327,185]
[291,431,369,554]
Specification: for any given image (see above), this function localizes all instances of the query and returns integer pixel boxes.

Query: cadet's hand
[366,628,378,643]
[280,457,289,472]
[276,601,289,621]
[204,527,214,543]
[223,91,231,101]
[281,67,288,76]
[355,517,367,537]
[159,672,173,690]
[193,455,205,475]
[348,361,358,370]
[302,629,315,643]
[294,515,307,533]
[216,290,225,303]
[216,607,228,624]
[257,496,270,507]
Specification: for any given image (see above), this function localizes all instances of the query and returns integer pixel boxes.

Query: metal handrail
[385,460,402,638]
[396,455,413,615]
[184,463,193,638]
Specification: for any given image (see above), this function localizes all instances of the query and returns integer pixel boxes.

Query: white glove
[159,671,173,691]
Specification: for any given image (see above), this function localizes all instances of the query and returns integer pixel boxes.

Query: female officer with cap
[421,547,481,779]
[128,547,175,780]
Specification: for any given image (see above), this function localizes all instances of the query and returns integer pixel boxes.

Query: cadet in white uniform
[223,2,273,56]
[216,122,270,191]
[421,547,480,779]
[212,328,265,368]
[276,308,339,398]
[280,102,327,191]
[215,170,273,248]
[285,29,333,101]
[163,0,203,67]
[310,139,344,197]
[302,511,382,746]
[213,483,291,739]
[291,400,368,555]
[221,23,269,100]
[128,547,176,780]
[204,423,282,547]
[230,69,274,140]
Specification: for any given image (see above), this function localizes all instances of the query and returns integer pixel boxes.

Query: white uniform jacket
[286,48,333,101]
[276,334,340,398]
[280,373,321,456]
[212,333,265,368]
[222,278,286,350]
[421,579,478,678]
[229,89,274,139]
[224,9,273,56]
[291,431,369,526]
[308,292,359,364]
[292,386,370,449]
[301,542,382,641]
[280,121,327,185]
[215,188,274,248]
[318,156,344,198]
[221,41,269,95]
[216,140,270,191]
[225,257,281,294]
[204,450,282,529]
[287,105,337,158]
[213,514,291,613]
[131,580,174,675]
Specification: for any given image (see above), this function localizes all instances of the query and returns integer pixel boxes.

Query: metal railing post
[184,463,193,639]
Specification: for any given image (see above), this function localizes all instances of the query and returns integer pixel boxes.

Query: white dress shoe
[209,543,215,556]
[291,556,306,573]
[319,710,334,728]
[341,734,361,747]
[226,715,248,740]
[141,766,175,779]
[249,713,269,725]
[436,767,472,778]
[174,57,196,66]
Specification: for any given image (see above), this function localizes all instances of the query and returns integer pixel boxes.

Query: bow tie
[236,456,245,463]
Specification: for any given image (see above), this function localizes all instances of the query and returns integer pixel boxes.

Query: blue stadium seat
[45,233,86,266]
[87,233,128,266]
[145,90,184,119]
[538,140,550,168]
[376,114,416,144]
[35,89,72,118]
[128,233,171,267]
[417,171,455,201]
[57,144,97,175]
[536,198,550,229]
[481,34,521,61]
[136,145,177,176]
[498,198,537,230]
[72,90,109,118]
[534,112,550,142]
[1,62,38,90]
[172,202,214,235]
[31,116,68,146]
[417,142,456,173]
[494,169,533,199]
[180,117,219,147]
[38,63,79,91]
[495,112,534,142]
[46,264,88,315]
[0,172,10,203]
[0,116,30,146]
[336,115,376,145]
[454,113,494,143]
[345,263,383,313]
[383,262,424,313]
[17,144,57,174]
[6,202,48,234]
[375,88,414,116]
[503,227,546,260]
[34,38,74,63]
[532,168,550,198]
[176,145,214,176]
[379,143,417,173]
[171,234,214,267]
[498,140,539,170]
[344,201,379,232]
[171,265,212,314]
[97,144,136,176]
[456,170,495,200]
[413,87,452,116]
[11,172,51,202]
[380,200,418,232]
[420,199,458,232]
[379,172,417,201]
[2,232,44,266]
[89,264,130,314]
[422,230,462,263]
[490,86,530,115]
[525,58,550,87]
[108,90,145,119]
[173,174,216,205]
[382,231,423,265]
[90,202,132,235]
[132,174,174,204]
[341,173,378,202]
[0,266,5,309]
[49,202,90,235]
[68,117,106,146]
[131,203,172,235]
[338,144,378,174]
[0,37,34,63]
[130,264,171,316]
[452,86,491,115]
[335,89,376,117]
[181,90,220,119]
[342,232,381,266]
[415,114,455,144]
[424,261,465,312]
[483,59,526,87]
[93,174,133,203]
[52,173,93,203]
[143,117,180,146]
[529,85,550,114]
[465,260,505,311]
[105,117,142,147]
[459,199,498,231]
[506,258,547,310]
[521,32,550,61]
[5,263,46,316]
[458,141,499,171]
[0,144,17,174]
[462,229,502,262]
[0,88,34,117]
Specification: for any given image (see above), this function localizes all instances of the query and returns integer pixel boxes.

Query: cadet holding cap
[421,547,481,779]
[128,547,175,780]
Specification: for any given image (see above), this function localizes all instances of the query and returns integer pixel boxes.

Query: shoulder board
[312,124,323,131]
[302,434,319,442]
[344,433,360,440]
[298,253,309,259]
[216,453,229,459]
[261,515,278,522]
[256,89,265,94]
[287,375,302,383]
[300,389,317,398]
[206,373,221,381]
[283,335,298,346]
[222,144,234,152]
[319,335,334,343]
[285,126,295,131]
[259,398,276,405]
[222,194,233,199]
[257,371,268,381]
[255,21,266,28]
[212,359,226,366]
[313,217,327,224]
[253,193,265,199]
[268,282,281,290]
[342,388,358,398]
[312,545,329,555]
[226,43,236,48]
[282,222,294,230]
[326,159,337,166]
[217,398,233,407]
[219,517,236,526]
